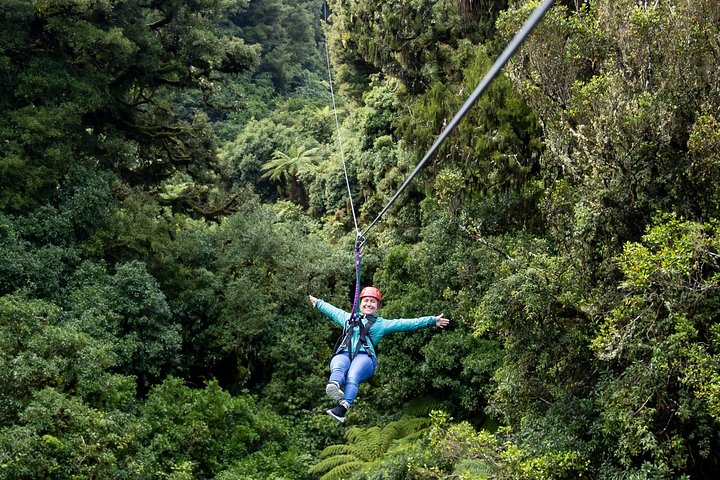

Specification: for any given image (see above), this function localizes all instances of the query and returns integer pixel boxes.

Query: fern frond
[310,454,358,474]
[398,427,430,445]
[381,422,404,450]
[363,426,385,458]
[319,461,367,480]
[318,444,358,458]
[344,425,368,444]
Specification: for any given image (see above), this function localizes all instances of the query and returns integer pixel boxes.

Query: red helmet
[360,286,382,302]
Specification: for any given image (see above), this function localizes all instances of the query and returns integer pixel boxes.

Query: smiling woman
[309,287,450,423]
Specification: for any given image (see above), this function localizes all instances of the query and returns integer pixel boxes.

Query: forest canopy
[1,0,719,478]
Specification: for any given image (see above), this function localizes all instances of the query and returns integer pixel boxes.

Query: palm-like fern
[310,415,430,480]
[260,145,320,182]
[260,145,319,203]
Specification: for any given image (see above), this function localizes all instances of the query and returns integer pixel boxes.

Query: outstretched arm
[381,313,450,334]
[308,294,349,328]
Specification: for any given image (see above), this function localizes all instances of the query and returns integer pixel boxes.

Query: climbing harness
[321,0,554,316]
[331,313,377,360]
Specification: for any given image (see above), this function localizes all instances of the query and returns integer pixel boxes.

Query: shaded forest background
[1,0,719,478]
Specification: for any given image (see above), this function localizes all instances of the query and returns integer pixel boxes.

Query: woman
[309,286,450,423]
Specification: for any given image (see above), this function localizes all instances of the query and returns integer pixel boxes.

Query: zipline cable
[323,4,363,316]
[360,0,555,239]
[323,5,361,240]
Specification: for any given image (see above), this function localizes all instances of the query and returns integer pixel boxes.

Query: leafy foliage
[63,260,182,389]
[590,214,720,475]
[311,415,430,480]
[500,0,720,264]
[326,0,505,96]
[3,0,720,478]
[234,0,326,92]
[0,0,260,212]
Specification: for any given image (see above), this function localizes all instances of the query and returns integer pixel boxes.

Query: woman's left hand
[435,314,450,328]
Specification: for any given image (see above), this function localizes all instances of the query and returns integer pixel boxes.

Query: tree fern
[310,455,365,480]
[318,460,366,480]
[319,444,359,457]
[260,145,319,203]
[311,415,431,480]
[260,145,320,182]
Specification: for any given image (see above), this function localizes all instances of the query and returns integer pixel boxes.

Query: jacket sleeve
[315,299,351,329]
[380,315,437,334]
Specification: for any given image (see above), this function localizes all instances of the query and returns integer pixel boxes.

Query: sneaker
[325,382,344,401]
[327,400,349,423]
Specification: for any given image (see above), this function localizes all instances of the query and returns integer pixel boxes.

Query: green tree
[0,387,143,479]
[220,117,299,199]
[210,197,350,406]
[138,376,305,478]
[63,261,182,389]
[261,145,321,205]
[233,0,326,91]
[0,219,78,300]
[401,41,544,235]
[421,411,590,480]
[0,295,141,478]
[591,214,720,476]
[0,0,260,213]
[1,295,118,421]
[499,0,720,265]
[325,0,505,97]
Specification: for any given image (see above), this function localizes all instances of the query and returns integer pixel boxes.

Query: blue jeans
[329,352,377,405]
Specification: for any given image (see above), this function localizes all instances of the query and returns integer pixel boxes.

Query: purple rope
[348,247,362,319]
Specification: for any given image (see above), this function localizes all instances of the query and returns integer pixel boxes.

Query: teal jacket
[315,299,437,360]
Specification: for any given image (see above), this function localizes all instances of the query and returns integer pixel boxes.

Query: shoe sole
[327,409,346,423]
[325,383,344,401]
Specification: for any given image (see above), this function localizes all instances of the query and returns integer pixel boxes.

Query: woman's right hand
[309,295,317,307]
